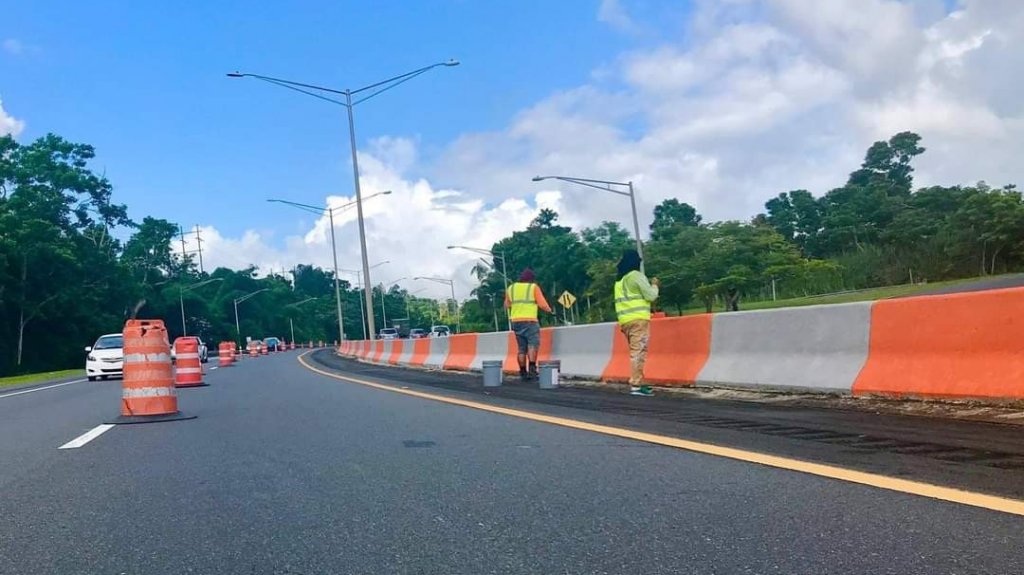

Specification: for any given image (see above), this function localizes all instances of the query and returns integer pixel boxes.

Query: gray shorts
[512,321,541,354]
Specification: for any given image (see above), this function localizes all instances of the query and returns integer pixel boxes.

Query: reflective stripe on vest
[614,270,651,324]
[507,282,538,320]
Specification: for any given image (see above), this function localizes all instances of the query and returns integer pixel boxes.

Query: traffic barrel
[248,342,258,358]
[289,341,295,350]
[308,341,312,349]
[218,342,233,367]
[107,319,194,424]
[318,340,324,348]
[174,337,207,388]
[260,343,268,355]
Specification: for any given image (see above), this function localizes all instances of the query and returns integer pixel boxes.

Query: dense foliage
[3,130,1021,373]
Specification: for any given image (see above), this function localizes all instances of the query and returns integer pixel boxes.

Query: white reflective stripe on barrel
[123,353,171,363]
[175,367,203,374]
[122,386,176,398]
[175,352,200,359]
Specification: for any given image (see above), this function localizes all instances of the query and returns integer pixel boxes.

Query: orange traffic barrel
[218,342,233,367]
[248,342,258,358]
[107,319,194,424]
[289,341,295,350]
[260,343,268,355]
[318,340,324,348]
[174,337,207,387]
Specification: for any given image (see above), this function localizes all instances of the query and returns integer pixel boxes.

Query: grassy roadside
[0,369,85,389]
[675,275,1002,316]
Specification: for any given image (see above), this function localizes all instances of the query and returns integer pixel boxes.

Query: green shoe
[630,385,654,396]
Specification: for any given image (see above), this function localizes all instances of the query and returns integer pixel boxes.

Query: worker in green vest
[614,249,660,396]
[505,268,552,379]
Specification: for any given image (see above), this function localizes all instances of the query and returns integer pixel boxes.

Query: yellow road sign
[558,290,577,308]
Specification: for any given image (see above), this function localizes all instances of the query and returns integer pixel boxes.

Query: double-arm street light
[532,175,645,273]
[268,190,391,344]
[180,277,224,336]
[341,260,390,339]
[228,59,460,341]
[414,276,460,334]
[447,245,510,330]
[234,288,270,346]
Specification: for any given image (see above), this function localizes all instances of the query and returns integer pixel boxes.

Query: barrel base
[106,412,197,425]
[174,382,210,388]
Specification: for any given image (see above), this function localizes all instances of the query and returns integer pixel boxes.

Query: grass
[0,369,85,389]
[675,275,1011,316]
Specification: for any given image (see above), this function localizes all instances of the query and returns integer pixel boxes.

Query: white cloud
[2,39,23,55]
[200,0,1024,301]
[0,97,25,137]
[597,0,640,33]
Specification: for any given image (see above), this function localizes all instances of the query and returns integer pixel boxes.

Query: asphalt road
[2,350,1023,574]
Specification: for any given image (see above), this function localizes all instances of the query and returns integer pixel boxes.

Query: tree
[650,199,701,241]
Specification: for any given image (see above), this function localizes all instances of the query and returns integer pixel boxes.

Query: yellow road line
[297,351,1024,517]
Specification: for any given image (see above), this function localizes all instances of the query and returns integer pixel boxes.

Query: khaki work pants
[620,319,650,386]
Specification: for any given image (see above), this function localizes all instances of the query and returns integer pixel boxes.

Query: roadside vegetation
[2,130,1021,375]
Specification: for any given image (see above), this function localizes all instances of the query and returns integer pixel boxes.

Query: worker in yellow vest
[504,268,552,379]
[614,249,660,396]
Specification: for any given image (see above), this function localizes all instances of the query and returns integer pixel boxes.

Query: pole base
[174,382,210,388]
[106,412,197,425]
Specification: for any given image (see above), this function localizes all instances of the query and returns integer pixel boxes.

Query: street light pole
[233,288,269,348]
[532,176,645,273]
[229,60,459,341]
[414,277,460,334]
[179,277,224,336]
[268,191,390,343]
[447,245,511,331]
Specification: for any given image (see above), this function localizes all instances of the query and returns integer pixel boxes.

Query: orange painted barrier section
[502,327,553,373]
[372,341,386,363]
[174,337,205,387]
[853,288,1024,399]
[444,334,478,371]
[121,319,178,417]
[409,339,431,366]
[388,340,404,365]
[601,316,712,385]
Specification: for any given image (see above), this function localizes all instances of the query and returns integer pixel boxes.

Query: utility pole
[179,225,188,271]
[193,225,205,274]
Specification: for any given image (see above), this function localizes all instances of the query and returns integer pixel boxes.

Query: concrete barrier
[602,316,713,385]
[397,339,416,365]
[387,340,404,365]
[472,332,509,371]
[854,288,1024,399]
[424,337,450,369]
[547,323,616,379]
[698,303,870,392]
[444,334,477,371]
[408,338,431,367]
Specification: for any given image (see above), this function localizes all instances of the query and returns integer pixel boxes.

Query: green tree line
[0,134,439,376]
[462,131,1023,330]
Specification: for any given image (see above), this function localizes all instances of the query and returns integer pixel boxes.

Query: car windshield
[94,335,123,350]
[381,329,397,334]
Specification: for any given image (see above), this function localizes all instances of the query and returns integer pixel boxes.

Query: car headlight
[87,355,97,361]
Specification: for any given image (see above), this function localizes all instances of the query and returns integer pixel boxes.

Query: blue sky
[2,1,1018,298]
[0,0,691,238]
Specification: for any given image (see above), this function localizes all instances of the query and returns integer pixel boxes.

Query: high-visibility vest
[507,282,538,320]
[614,270,651,324]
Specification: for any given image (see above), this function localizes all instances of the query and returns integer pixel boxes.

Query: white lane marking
[0,378,88,399]
[209,366,218,371]
[59,424,115,449]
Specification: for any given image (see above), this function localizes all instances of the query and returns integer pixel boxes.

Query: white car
[85,333,124,381]
[429,325,451,338]
[170,336,209,363]
[379,328,399,340]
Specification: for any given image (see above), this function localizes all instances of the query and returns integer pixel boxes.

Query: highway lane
[1,350,1022,574]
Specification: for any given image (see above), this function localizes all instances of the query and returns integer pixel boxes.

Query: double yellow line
[297,352,1024,517]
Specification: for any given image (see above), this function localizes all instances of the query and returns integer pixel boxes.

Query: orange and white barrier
[218,342,234,367]
[174,337,206,387]
[248,342,258,358]
[260,344,268,356]
[290,341,295,350]
[337,287,1024,401]
[109,319,193,424]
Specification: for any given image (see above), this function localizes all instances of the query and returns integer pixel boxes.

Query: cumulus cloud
[0,97,25,137]
[597,0,640,33]
[198,0,1024,301]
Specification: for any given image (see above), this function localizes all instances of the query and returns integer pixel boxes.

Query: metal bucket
[482,360,503,387]
[538,360,561,389]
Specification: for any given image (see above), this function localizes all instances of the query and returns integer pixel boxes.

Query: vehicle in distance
[264,337,281,351]
[408,328,428,339]
[430,325,451,338]
[170,336,209,363]
[379,328,399,340]
[85,333,124,381]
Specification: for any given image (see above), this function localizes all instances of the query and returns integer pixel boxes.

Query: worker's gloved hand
[651,277,661,287]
